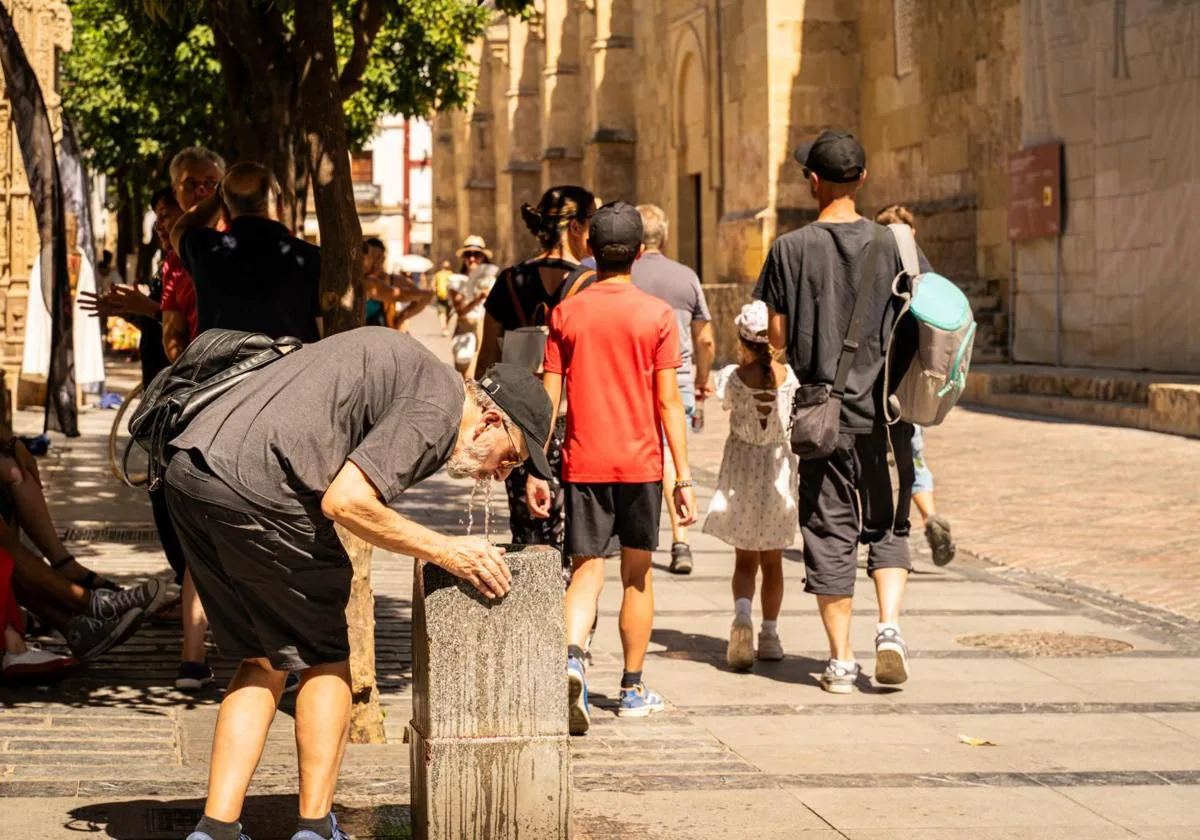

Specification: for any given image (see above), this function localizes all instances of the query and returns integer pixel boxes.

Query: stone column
[541,0,584,188]
[431,110,460,263]
[457,37,498,255]
[408,545,571,840]
[583,0,637,202]
[495,18,544,266]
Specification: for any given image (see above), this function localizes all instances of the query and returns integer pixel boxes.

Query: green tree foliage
[61,0,228,194]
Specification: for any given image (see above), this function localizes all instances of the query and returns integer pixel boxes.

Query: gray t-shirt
[171,328,464,514]
[631,252,711,386]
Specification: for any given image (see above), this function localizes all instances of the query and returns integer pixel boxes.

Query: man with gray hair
[631,203,715,574]
[171,161,321,343]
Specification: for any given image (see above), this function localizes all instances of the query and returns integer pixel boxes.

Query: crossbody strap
[564,268,596,300]
[504,267,529,328]
[832,223,889,397]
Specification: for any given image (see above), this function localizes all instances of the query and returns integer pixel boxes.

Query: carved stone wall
[434,1,1193,372]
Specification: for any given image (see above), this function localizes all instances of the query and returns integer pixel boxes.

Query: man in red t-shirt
[528,201,697,734]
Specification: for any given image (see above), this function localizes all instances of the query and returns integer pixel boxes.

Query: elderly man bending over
[167,329,552,840]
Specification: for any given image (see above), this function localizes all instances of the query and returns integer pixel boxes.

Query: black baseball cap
[793,130,867,183]
[587,201,643,264]
[477,363,554,480]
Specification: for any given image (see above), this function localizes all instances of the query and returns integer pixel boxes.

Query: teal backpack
[883,224,976,426]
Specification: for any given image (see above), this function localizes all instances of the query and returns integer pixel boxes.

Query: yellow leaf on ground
[958,734,998,747]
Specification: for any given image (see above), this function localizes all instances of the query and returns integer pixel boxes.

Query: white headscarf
[736,300,770,344]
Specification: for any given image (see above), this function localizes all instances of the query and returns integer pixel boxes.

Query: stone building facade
[433,0,1195,372]
[0,0,71,406]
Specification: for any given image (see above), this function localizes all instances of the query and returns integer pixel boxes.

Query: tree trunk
[208,2,306,231]
[294,0,381,744]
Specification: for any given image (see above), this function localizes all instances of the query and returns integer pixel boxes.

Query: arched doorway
[674,37,708,280]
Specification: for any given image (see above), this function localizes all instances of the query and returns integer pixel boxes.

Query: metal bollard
[408,544,572,839]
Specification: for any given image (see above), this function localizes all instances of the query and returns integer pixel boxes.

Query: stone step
[989,371,1151,405]
[974,392,1154,430]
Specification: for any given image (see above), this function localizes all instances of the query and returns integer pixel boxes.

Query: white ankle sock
[877,622,900,635]
[760,619,778,635]
[734,598,752,618]
[832,658,856,670]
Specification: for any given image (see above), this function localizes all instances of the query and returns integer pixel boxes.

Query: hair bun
[521,203,545,236]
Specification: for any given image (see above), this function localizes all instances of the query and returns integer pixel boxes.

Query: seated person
[2,545,77,681]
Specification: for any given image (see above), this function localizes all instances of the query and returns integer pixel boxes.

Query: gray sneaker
[819,660,861,694]
[66,609,145,661]
[874,626,911,685]
[669,542,694,575]
[91,578,170,620]
[925,515,956,566]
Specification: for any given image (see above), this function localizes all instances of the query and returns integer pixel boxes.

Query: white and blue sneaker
[567,656,590,735]
[290,813,349,840]
[186,832,251,840]
[617,682,665,718]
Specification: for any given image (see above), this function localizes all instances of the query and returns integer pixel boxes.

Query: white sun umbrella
[395,254,434,274]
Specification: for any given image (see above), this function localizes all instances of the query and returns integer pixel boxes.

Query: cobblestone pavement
[4,311,1200,839]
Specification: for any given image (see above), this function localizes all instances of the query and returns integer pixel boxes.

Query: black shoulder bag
[789,224,887,460]
[123,329,302,489]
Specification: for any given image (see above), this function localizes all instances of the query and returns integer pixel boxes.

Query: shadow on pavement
[648,626,899,694]
[68,796,411,840]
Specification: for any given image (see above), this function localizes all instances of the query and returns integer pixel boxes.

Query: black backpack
[123,329,302,489]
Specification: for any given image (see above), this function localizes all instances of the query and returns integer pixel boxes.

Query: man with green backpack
[755,130,971,695]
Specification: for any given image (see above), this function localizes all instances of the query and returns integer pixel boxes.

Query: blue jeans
[911,425,934,494]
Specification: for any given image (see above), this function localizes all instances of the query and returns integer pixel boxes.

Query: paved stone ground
[4,310,1200,838]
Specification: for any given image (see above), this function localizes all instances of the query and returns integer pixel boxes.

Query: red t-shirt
[159,251,198,341]
[544,282,681,483]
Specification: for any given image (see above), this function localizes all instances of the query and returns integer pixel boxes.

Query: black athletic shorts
[164,450,352,671]
[564,481,662,559]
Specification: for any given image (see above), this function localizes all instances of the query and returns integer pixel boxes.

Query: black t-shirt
[754,218,928,433]
[180,217,321,343]
[483,258,588,330]
[170,329,463,515]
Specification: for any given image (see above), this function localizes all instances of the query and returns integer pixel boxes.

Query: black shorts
[565,481,662,559]
[164,451,352,671]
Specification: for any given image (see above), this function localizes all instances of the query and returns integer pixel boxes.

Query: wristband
[673,479,693,489]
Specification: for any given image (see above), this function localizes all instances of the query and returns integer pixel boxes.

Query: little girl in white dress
[703,301,799,670]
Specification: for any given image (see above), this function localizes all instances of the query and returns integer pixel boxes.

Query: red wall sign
[1008,143,1063,241]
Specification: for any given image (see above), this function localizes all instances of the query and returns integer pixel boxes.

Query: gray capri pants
[798,423,915,596]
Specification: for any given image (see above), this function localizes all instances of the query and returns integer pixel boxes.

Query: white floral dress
[702,364,800,551]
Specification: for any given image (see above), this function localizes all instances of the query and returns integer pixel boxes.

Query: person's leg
[203,657,289,823]
[617,547,654,676]
[295,660,352,821]
[798,443,861,692]
[564,555,605,649]
[755,549,786,661]
[727,549,758,669]
[858,426,914,685]
[759,550,784,621]
[6,536,91,612]
[181,568,209,663]
[910,425,935,523]
[665,384,696,573]
[4,478,117,589]
[731,549,759,606]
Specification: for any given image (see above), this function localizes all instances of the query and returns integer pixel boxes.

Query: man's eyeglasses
[498,423,523,471]
[181,177,219,193]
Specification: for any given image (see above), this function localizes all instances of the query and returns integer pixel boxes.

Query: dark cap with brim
[793,130,867,183]
[477,364,554,480]
[588,201,644,264]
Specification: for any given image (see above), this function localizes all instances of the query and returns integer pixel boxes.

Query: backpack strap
[832,224,889,398]
[564,268,596,300]
[889,223,922,280]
